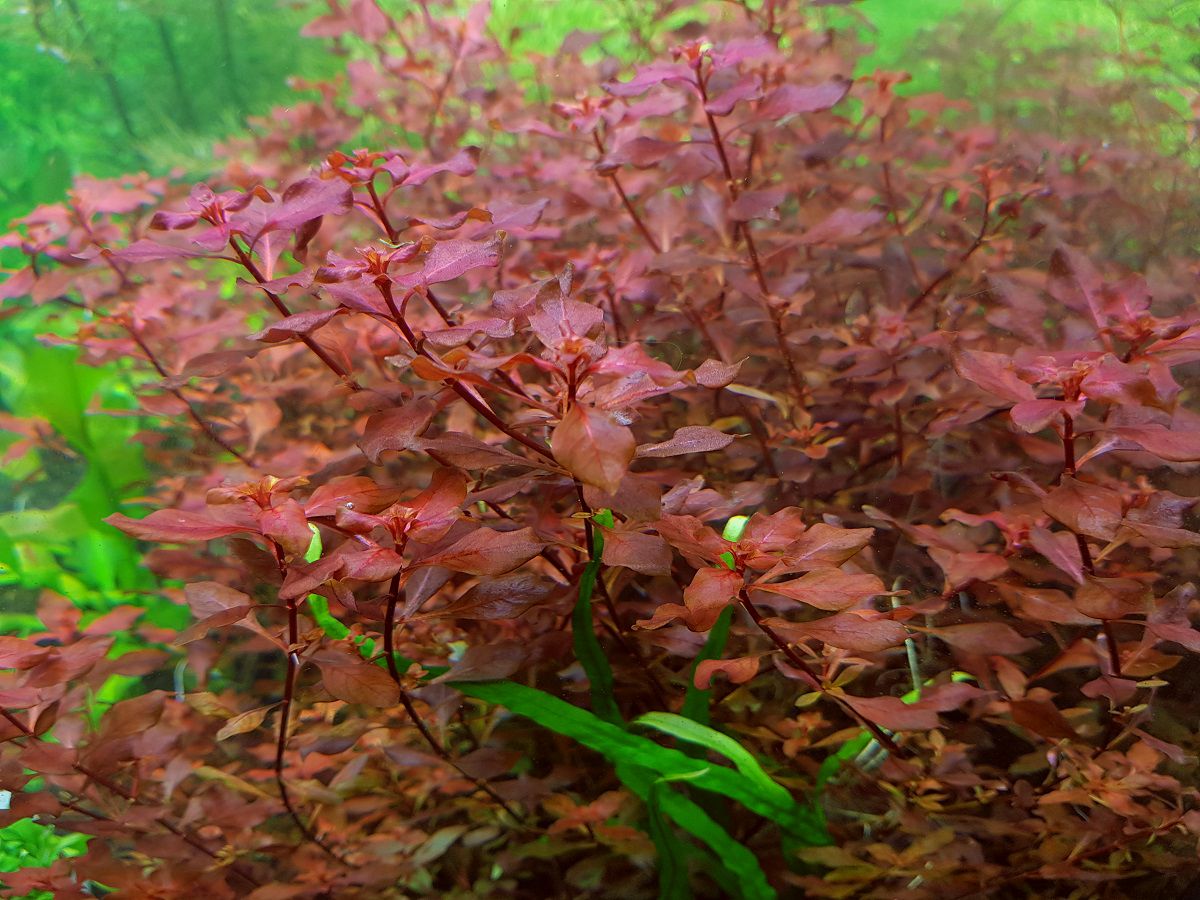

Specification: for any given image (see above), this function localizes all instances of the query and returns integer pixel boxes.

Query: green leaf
[634,712,794,812]
[618,763,776,900]
[571,508,623,725]
[455,680,825,842]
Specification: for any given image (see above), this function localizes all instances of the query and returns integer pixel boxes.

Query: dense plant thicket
[2,1,1200,897]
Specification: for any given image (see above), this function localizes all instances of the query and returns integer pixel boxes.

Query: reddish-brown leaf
[694,656,761,690]
[418,527,543,576]
[551,403,636,494]
[315,652,401,707]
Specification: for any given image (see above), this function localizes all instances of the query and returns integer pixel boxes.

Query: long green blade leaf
[572,508,623,725]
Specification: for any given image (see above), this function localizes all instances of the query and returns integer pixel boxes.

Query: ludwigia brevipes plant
[2,1,1200,897]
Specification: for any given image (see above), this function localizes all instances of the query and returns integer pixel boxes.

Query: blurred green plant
[0,818,90,900]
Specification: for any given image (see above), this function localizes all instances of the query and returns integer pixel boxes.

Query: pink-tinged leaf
[598,137,679,172]
[107,510,251,542]
[692,358,743,388]
[839,693,938,731]
[149,210,201,231]
[109,239,207,263]
[767,611,907,653]
[430,642,528,683]
[339,547,405,582]
[315,652,401,707]
[529,295,605,349]
[397,235,502,288]
[953,349,1037,404]
[1110,425,1200,463]
[401,146,481,186]
[216,705,275,741]
[601,530,672,576]
[933,622,1038,655]
[424,573,556,621]
[634,602,691,631]
[280,555,345,600]
[551,404,636,495]
[419,527,543,576]
[175,605,253,644]
[750,569,887,611]
[757,80,850,120]
[259,499,313,558]
[0,637,50,670]
[1081,675,1138,706]
[797,208,883,245]
[1043,477,1123,541]
[653,515,728,567]
[99,691,166,739]
[705,77,763,116]
[683,568,743,632]
[729,188,787,222]
[766,523,874,576]
[416,432,555,472]
[359,398,439,464]
[694,656,761,690]
[604,61,693,97]
[1075,576,1152,620]
[636,425,734,459]
[1145,622,1200,652]
[249,308,342,343]
[928,549,1009,590]
[305,476,401,518]
[1120,520,1200,548]
[1010,399,1084,433]
[1028,526,1085,584]
[184,581,252,619]
[258,177,352,237]
[1009,698,1079,742]
[997,582,1097,626]
[179,348,262,378]
[710,36,776,69]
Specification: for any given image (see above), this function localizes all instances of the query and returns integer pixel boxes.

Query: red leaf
[682,567,743,631]
[1110,425,1200,463]
[424,573,556,621]
[106,509,251,543]
[757,80,850,119]
[315,652,401,707]
[694,656,761,689]
[430,642,528,683]
[359,398,438,464]
[259,499,313,558]
[750,569,887,611]
[635,425,734,459]
[934,622,1038,655]
[249,308,342,343]
[728,189,787,222]
[798,208,884,245]
[953,349,1036,404]
[418,527,544,576]
[551,403,636,495]
[839,693,938,731]
[1028,526,1085,584]
[1010,698,1079,742]
[258,177,352,237]
[305,476,401,517]
[0,637,50,670]
[766,611,908,652]
[183,581,253,619]
[601,529,672,576]
[1043,477,1123,541]
[397,235,503,288]
[766,523,874,576]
